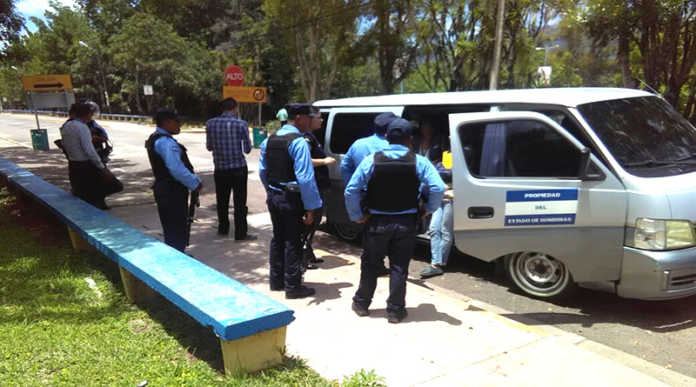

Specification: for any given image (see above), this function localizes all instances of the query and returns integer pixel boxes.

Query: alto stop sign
[225,65,244,86]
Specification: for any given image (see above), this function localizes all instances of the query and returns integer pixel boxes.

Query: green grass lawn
[0,188,382,386]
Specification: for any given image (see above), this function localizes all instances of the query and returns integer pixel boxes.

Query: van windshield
[578,96,696,177]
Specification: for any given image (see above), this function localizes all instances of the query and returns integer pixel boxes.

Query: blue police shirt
[153,127,201,191]
[340,133,389,186]
[259,125,323,211]
[344,144,446,222]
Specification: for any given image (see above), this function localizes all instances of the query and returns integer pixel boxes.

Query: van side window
[329,113,380,154]
[460,120,582,178]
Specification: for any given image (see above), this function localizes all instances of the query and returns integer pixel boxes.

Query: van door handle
[468,206,494,219]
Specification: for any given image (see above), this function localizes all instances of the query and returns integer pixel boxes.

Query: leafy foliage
[1,0,696,124]
[0,0,24,47]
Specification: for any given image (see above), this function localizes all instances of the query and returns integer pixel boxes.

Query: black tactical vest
[145,132,194,189]
[367,151,419,212]
[266,133,301,186]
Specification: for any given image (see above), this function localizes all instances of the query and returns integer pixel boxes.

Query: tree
[109,13,219,115]
[0,0,24,47]
[362,0,421,93]
[31,4,105,105]
[264,0,362,101]
[140,0,231,48]
[585,0,696,110]
[416,0,485,91]
[549,5,619,88]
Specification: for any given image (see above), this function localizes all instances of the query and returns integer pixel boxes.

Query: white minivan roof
[313,87,653,108]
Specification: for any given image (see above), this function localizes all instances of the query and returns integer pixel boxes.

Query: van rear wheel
[505,252,575,299]
[332,222,362,242]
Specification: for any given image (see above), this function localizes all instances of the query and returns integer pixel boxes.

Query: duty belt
[270,182,300,193]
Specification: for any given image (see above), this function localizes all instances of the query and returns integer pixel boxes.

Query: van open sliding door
[323,106,404,241]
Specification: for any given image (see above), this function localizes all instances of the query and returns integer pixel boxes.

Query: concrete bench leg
[67,226,94,252]
[220,326,287,374]
[119,267,157,304]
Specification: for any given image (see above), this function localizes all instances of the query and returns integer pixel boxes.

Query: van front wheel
[505,252,575,299]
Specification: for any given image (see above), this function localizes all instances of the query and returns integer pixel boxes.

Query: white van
[313,88,696,300]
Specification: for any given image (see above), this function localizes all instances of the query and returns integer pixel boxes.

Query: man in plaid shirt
[206,98,256,241]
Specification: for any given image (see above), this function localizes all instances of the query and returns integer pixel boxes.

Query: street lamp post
[4,65,21,112]
[78,40,110,113]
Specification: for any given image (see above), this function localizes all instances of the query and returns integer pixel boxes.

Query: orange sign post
[222,86,267,103]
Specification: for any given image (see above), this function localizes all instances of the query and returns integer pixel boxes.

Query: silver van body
[314,88,696,300]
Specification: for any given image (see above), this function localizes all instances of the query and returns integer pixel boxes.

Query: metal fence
[3,108,151,122]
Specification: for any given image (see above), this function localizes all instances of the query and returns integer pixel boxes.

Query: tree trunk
[489,0,505,90]
[617,35,635,88]
[134,68,144,114]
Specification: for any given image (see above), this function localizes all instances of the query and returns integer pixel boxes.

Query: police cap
[309,106,321,118]
[285,103,313,118]
[374,112,398,134]
[154,109,180,127]
[386,118,414,140]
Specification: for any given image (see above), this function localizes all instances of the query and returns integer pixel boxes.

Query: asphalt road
[1,112,695,378]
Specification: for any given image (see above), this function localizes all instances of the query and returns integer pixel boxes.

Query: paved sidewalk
[2,146,694,386]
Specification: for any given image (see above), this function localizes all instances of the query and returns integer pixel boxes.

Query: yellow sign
[222,86,267,103]
[21,74,73,91]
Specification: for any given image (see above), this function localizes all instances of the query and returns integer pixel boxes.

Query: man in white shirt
[60,102,122,209]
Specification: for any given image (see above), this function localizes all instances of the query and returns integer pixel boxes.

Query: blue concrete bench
[0,156,294,373]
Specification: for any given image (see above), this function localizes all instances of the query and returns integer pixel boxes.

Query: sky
[16,0,77,32]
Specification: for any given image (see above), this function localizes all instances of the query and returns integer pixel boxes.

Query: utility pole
[489,0,505,90]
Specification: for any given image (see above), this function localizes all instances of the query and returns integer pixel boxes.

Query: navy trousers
[353,214,417,314]
[267,189,304,292]
[154,183,189,252]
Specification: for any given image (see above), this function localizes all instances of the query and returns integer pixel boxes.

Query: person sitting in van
[413,119,448,161]
[339,112,397,186]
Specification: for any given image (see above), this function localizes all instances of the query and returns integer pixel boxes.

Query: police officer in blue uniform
[302,106,335,269]
[145,109,202,252]
[340,112,398,276]
[345,118,445,323]
[259,103,323,299]
[339,112,396,185]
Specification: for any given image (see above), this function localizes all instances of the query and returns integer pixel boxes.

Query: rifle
[185,190,200,247]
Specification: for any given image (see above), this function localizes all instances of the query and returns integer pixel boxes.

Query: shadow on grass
[136,292,225,372]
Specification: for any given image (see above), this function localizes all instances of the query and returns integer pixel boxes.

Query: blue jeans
[428,199,453,266]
